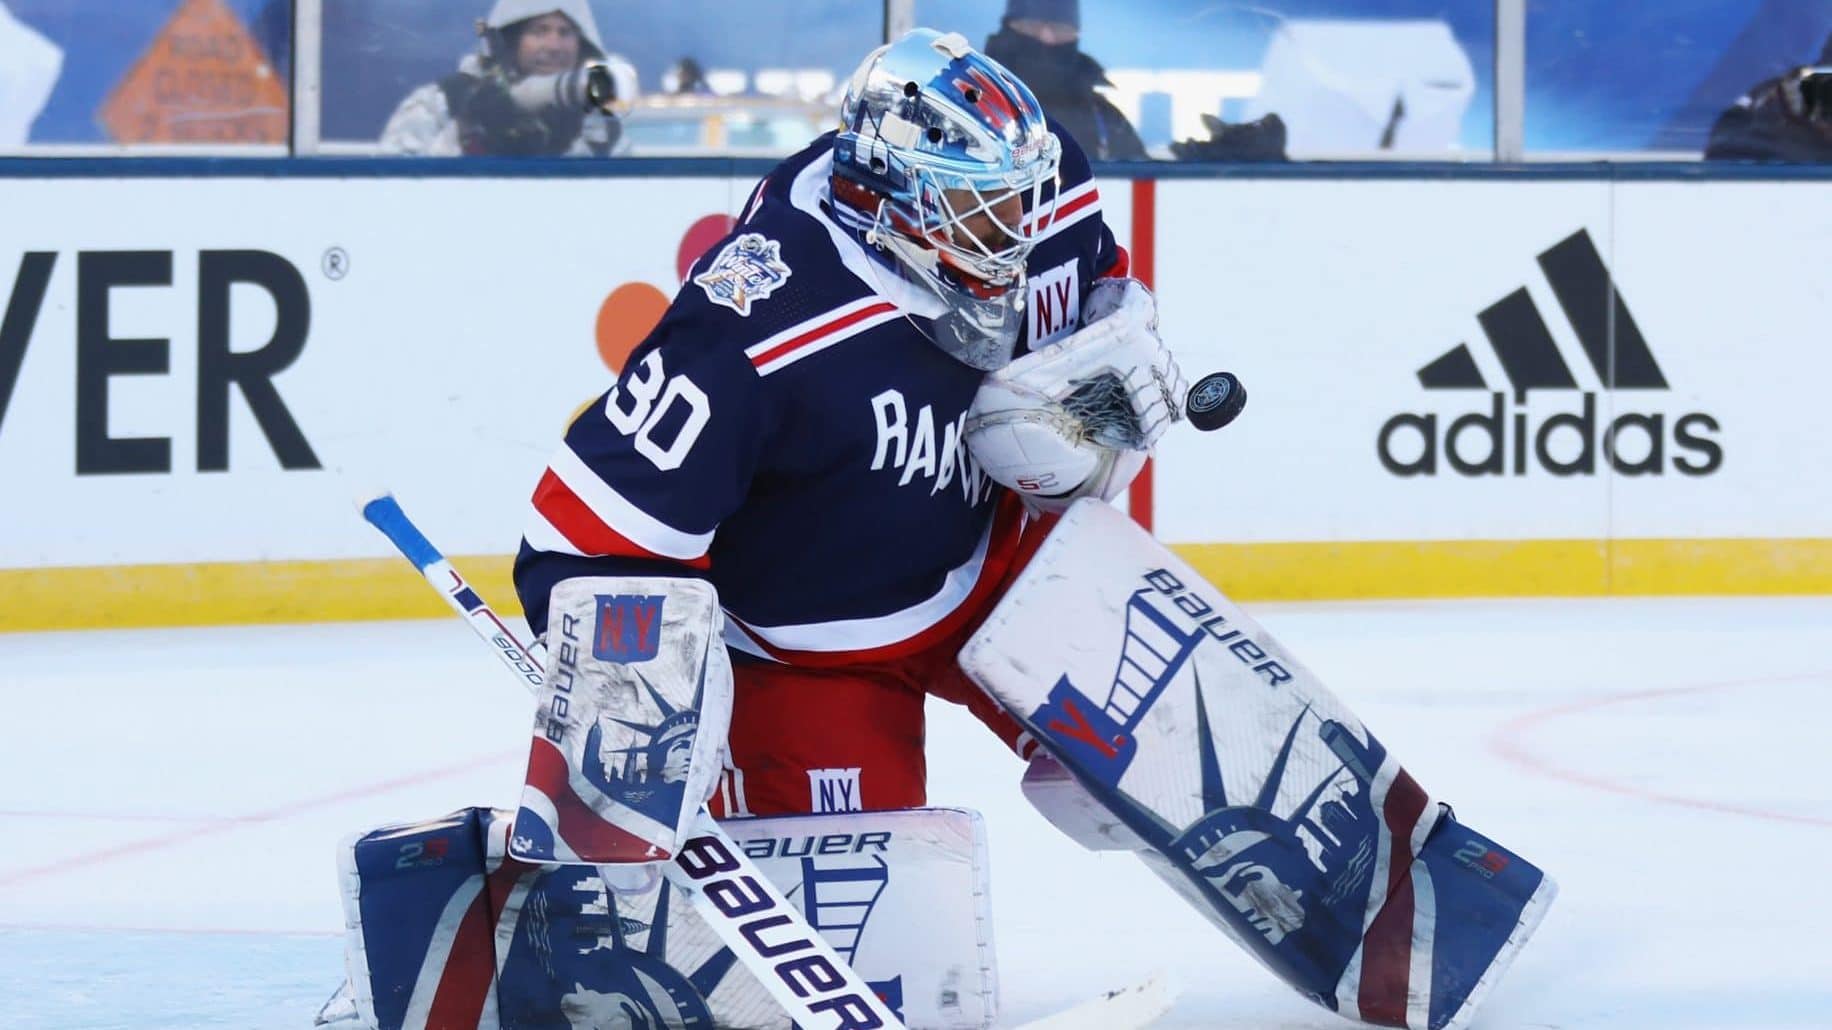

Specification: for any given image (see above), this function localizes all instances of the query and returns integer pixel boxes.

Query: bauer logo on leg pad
[594,594,665,662]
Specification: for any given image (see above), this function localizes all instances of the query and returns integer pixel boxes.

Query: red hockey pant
[708,624,1032,817]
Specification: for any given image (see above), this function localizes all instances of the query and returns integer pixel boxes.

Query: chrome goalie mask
[832,29,1064,370]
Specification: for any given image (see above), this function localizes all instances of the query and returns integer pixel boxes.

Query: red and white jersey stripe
[525,440,715,567]
[723,494,1027,667]
[744,296,904,377]
[1031,178,1102,240]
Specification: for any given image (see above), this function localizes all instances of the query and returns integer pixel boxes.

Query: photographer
[381,0,636,157]
[1705,32,1832,162]
[982,0,1146,160]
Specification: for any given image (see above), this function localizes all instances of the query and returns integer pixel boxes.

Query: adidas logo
[1377,229,1723,478]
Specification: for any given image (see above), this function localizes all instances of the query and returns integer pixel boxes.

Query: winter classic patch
[693,233,792,316]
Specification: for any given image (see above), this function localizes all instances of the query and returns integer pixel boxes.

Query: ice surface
[3,598,1829,1028]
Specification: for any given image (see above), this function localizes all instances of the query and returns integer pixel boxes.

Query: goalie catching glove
[963,277,1187,512]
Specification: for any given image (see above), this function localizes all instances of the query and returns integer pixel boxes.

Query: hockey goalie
[320,26,1549,1030]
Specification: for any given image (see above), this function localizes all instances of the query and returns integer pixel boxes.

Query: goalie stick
[359,492,904,1030]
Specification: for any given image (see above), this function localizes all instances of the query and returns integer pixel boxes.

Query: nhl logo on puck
[1189,375,1233,414]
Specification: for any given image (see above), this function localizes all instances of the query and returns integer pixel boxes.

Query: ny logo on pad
[593,594,665,663]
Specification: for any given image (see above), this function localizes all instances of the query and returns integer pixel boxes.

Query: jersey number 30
[605,351,711,471]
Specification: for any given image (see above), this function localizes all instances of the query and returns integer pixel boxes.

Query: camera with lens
[449,18,625,156]
[508,61,619,115]
[1785,66,1832,122]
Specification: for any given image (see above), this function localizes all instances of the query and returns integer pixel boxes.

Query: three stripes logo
[1378,229,1722,478]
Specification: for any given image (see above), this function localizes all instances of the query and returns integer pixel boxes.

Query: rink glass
[0,1,1827,160]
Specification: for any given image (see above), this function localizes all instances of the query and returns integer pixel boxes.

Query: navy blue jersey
[516,125,1124,665]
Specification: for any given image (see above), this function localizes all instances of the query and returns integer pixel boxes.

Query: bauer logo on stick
[594,594,665,662]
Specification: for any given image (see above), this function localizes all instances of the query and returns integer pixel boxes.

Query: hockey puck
[1185,372,1246,431]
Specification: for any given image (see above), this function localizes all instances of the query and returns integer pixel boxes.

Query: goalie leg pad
[334,806,997,1030]
[727,807,999,1029]
[337,807,724,1030]
[961,500,1555,1030]
[1021,750,1145,852]
[512,575,734,865]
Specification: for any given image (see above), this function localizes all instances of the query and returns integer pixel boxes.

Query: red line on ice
[0,748,523,887]
[1488,672,1832,829]
[0,808,227,824]
[0,919,341,937]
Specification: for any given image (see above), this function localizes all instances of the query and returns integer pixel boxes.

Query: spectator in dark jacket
[1704,31,1832,162]
[983,0,1148,160]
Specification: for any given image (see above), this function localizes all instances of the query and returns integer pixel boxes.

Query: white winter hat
[485,0,606,59]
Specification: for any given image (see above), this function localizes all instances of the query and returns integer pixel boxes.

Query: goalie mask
[832,29,1063,370]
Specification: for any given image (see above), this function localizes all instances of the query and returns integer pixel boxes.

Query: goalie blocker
[960,500,1554,1030]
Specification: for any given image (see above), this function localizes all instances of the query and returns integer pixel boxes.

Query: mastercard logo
[592,212,738,373]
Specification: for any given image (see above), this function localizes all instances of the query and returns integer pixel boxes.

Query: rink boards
[1,165,1828,629]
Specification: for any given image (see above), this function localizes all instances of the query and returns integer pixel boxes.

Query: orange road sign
[100,0,289,144]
